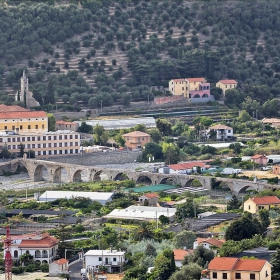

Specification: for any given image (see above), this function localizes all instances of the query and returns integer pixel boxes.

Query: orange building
[122,131,151,149]
[251,154,268,165]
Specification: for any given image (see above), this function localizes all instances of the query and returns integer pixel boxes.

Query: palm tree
[132,223,153,241]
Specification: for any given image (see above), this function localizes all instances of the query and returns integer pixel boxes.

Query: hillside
[0,0,280,116]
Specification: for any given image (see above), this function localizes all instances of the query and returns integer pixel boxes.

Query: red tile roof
[171,79,186,82]
[0,111,47,119]
[168,161,206,171]
[122,131,151,137]
[250,196,280,205]
[262,118,280,124]
[54,258,68,265]
[218,79,238,84]
[0,104,29,112]
[173,249,193,261]
[251,154,267,159]
[196,238,225,248]
[143,193,159,199]
[56,121,77,125]
[18,233,58,248]
[186,77,206,82]
[209,124,233,130]
[208,257,238,270]
[234,259,267,271]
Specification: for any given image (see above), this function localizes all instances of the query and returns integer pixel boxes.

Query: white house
[38,191,114,205]
[49,258,69,276]
[208,124,233,140]
[84,249,125,273]
[173,249,193,268]
[193,237,225,251]
[159,161,207,174]
[7,232,59,264]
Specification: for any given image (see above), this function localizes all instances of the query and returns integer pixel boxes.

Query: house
[106,205,177,222]
[49,258,69,276]
[38,191,114,205]
[216,79,238,95]
[122,131,151,149]
[193,238,225,251]
[173,249,193,268]
[0,130,80,157]
[273,164,280,175]
[6,232,59,264]
[159,161,207,174]
[0,104,48,133]
[207,257,271,280]
[262,118,280,128]
[138,193,159,206]
[84,249,125,273]
[208,124,233,140]
[243,196,280,214]
[251,154,268,165]
[168,77,211,101]
[55,120,79,132]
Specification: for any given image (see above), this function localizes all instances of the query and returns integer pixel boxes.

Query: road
[69,260,83,280]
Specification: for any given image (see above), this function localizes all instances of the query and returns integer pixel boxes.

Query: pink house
[251,154,268,165]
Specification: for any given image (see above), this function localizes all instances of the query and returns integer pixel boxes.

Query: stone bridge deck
[0,159,277,194]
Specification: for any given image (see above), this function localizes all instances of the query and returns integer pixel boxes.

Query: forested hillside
[0,0,280,116]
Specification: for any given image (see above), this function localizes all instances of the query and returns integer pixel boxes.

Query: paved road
[69,260,83,280]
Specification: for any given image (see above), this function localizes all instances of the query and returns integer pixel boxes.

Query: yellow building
[0,104,48,133]
[122,131,151,149]
[168,77,208,99]
[243,196,280,214]
[207,257,271,280]
[216,79,238,95]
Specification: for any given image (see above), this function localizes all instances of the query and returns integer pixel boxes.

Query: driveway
[69,260,83,280]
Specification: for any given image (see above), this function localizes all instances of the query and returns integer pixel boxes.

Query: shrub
[25,264,37,272]
[12,267,25,274]
[40,263,49,272]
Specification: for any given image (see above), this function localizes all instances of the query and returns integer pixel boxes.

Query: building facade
[49,258,69,276]
[138,193,159,206]
[208,124,233,140]
[207,257,271,280]
[84,249,125,273]
[8,232,58,264]
[251,154,268,165]
[122,131,151,149]
[0,105,48,133]
[55,121,79,132]
[243,196,280,214]
[216,79,238,95]
[0,130,80,157]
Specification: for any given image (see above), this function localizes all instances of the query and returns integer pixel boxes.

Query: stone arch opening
[193,94,200,98]
[238,185,258,194]
[136,175,152,185]
[72,169,87,182]
[202,93,208,98]
[14,250,18,258]
[185,178,203,188]
[211,180,231,191]
[53,167,69,183]
[114,172,129,181]
[93,170,109,181]
[11,162,30,179]
[160,177,176,185]
[35,250,41,258]
[34,165,50,182]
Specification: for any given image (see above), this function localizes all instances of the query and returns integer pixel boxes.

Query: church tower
[20,70,28,107]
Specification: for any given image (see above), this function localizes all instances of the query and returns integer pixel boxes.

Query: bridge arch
[53,166,69,183]
[184,178,203,188]
[238,185,259,194]
[10,161,30,179]
[136,175,152,185]
[72,169,83,182]
[92,170,110,181]
[114,172,129,181]
[159,177,176,186]
[34,164,50,182]
[211,180,231,191]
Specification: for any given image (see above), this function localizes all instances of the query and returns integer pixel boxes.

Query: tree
[258,209,270,230]
[145,243,157,257]
[134,124,147,132]
[271,249,280,280]
[47,113,56,131]
[0,145,11,159]
[162,143,180,164]
[156,118,172,136]
[121,93,131,106]
[173,230,196,249]
[93,124,105,145]
[79,122,93,133]
[19,143,25,158]
[132,223,153,241]
[20,253,33,266]
[149,129,162,143]
[229,143,241,155]
[142,142,163,161]
[227,194,242,210]
[169,263,202,280]
[114,134,125,147]
[159,215,169,225]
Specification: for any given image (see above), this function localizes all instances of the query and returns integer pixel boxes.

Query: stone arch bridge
[0,158,277,194]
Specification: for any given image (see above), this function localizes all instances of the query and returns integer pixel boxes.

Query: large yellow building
[243,196,280,214]
[0,104,48,133]
[216,79,238,95]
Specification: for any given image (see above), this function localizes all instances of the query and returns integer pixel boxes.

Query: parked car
[260,166,272,171]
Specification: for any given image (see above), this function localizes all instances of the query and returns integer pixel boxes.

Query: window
[32,137,35,141]
[14,250,18,258]
[99,257,102,261]
[12,126,15,130]
[42,124,44,129]
[35,125,38,129]
[248,205,251,210]
[182,87,184,90]
[235,273,241,279]
[113,258,116,261]
[4,126,7,129]
[28,125,31,129]
[20,125,22,129]
[212,272,217,279]
[222,273,227,279]
[250,274,255,280]
[228,130,231,133]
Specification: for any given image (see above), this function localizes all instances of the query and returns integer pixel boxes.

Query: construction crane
[1,226,41,280]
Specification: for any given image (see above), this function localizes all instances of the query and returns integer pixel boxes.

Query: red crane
[1,226,41,280]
